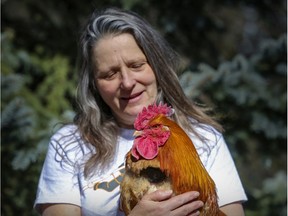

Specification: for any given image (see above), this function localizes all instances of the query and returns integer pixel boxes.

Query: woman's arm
[220,202,245,216]
[34,126,82,215]
[39,204,81,216]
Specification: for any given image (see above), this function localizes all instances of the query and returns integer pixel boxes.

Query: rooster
[120,103,226,216]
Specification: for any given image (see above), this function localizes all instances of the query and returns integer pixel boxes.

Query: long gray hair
[74,7,222,177]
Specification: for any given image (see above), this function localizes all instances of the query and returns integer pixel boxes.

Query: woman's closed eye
[130,62,146,71]
[97,71,118,80]
[97,61,147,80]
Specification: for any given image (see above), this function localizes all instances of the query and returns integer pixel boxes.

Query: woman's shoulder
[47,124,91,166]
[188,122,225,168]
[50,124,80,142]
[48,124,87,154]
[192,122,223,144]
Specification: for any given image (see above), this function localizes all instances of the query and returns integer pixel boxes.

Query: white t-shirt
[34,124,247,215]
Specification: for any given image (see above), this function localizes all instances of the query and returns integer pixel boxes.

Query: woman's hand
[128,190,204,216]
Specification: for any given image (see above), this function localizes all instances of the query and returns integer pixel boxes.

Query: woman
[34,7,247,216]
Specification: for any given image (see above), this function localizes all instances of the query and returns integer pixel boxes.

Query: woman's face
[94,33,158,128]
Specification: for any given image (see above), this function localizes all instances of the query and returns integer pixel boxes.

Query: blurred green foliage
[1,30,76,215]
[1,0,286,215]
[180,34,287,215]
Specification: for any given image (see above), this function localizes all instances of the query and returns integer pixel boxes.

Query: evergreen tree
[1,31,76,215]
[180,34,287,216]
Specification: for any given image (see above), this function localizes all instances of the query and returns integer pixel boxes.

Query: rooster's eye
[140,167,167,183]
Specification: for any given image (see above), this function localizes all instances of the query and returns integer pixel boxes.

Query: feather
[150,115,220,215]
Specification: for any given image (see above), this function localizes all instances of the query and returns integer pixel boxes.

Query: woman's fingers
[172,199,204,216]
[129,190,174,216]
[167,191,201,211]
[146,190,204,215]
[142,189,174,202]
[132,190,203,216]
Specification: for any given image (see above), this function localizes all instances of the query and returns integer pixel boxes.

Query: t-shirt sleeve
[208,135,248,207]
[34,128,81,212]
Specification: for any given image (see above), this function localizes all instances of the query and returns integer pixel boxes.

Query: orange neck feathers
[150,115,217,204]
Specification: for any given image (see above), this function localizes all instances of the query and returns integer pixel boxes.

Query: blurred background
[1,0,287,215]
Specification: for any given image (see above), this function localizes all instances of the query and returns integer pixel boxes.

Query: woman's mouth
[121,91,143,103]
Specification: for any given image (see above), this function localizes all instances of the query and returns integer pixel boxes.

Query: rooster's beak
[133,130,142,137]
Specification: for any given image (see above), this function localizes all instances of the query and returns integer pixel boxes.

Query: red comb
[134,103,173,130]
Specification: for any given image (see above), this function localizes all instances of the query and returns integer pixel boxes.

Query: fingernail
[198,201,204,207]
[193,192,200,197]
[163,190,173,195]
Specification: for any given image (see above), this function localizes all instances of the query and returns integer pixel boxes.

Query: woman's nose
[120,69,136,89]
